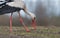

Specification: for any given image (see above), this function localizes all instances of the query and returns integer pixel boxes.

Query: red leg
[18,12,30,32]
[10,13,13,33]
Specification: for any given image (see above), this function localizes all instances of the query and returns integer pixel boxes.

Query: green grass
[0,26,60,38]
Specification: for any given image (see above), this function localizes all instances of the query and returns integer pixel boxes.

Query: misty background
[0,0,60,26]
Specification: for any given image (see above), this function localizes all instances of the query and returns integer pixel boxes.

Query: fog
[0,0,60,26]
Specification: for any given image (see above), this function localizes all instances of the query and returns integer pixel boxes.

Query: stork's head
[29,12,36,20]
[30,13,36,30]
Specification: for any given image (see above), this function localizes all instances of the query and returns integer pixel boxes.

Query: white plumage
[6,0,25,8]
[0,0,36,19]
[7,0,36,19]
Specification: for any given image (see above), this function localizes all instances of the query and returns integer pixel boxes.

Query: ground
[0,26,60,38]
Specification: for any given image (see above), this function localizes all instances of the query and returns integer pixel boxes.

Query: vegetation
[0,26,60,38]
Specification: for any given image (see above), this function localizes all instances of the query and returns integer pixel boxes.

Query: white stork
[0,0,36,32]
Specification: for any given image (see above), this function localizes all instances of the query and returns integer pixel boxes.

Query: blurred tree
[34,0,49,26]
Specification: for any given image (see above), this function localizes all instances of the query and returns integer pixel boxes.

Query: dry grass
[0,26,60,38]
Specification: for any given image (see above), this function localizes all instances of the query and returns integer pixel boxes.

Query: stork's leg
[18,11,30,32]
[23,6,36,30]
[10,13,13,33]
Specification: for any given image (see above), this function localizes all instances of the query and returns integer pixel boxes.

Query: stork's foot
[23,25,30,32]
[26,29,30,32]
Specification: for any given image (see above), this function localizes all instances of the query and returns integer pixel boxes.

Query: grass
[0,25,60,38]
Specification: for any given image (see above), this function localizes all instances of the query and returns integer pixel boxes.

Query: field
[0,26,60,38]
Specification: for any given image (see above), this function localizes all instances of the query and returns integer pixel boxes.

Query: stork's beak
[31,16,36,30]
[29,13,36,30]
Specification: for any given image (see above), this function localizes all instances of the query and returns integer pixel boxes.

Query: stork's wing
[6,0,25,8]
[0,5,21,15]
[0,0,13,6]
[5,0,14,2]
